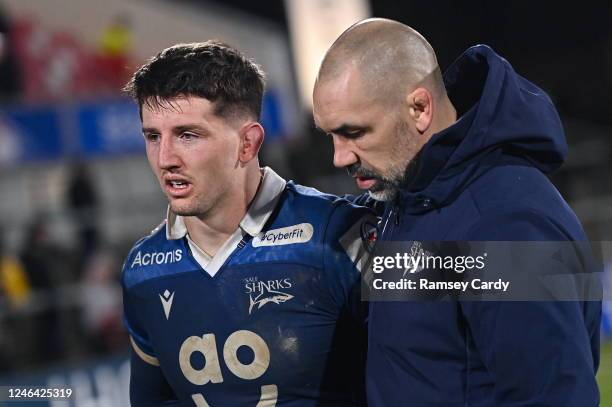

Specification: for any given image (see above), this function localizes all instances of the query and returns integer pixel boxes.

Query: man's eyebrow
[315,123,365,135]
[141,127,158,134]
[330,123,367,135]
[172,124,208,134]
[141,124,209,134]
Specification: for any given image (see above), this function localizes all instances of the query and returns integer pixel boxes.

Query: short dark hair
[124,41,266,120]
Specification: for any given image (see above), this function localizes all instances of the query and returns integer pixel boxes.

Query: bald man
[314,19,601,406]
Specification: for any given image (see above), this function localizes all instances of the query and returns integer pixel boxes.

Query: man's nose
[332,136,358,168]
[158,136,180,170]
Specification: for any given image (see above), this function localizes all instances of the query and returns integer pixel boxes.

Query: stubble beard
[170,199,201,217]
[168,189,211,218]
[367,163,404,201]
[367,119,418,202]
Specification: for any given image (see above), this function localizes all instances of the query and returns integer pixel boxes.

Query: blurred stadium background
[0,0,610,405]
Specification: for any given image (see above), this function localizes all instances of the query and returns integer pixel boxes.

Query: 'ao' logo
[179,330,277,406]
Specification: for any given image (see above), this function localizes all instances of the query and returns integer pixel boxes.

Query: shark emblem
[249,286,294,315]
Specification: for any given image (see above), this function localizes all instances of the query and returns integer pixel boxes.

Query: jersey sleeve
[322,200,378,324]
[122,266,158,365]
[122,254,179,405]
[130,350,180,406]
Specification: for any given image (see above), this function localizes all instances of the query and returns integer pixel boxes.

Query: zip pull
[380,207,393,239]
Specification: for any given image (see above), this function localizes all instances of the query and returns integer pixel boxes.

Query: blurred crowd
[0,162,129,373]
[0,3,134,103]
[0,4,137,374]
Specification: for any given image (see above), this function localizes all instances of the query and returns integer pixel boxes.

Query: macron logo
[130,249,182,268]
[159,290,174,320]
[252,223,313,247]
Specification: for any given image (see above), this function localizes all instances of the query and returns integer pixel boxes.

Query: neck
[184,163,262,256]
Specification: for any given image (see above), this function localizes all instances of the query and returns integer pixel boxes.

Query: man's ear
[239,122,265,163]
[406,87,434,134]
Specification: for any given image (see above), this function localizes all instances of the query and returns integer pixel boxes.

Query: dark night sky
[184,0,612,126]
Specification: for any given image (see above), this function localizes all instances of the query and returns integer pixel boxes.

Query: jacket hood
[399,45,567,214]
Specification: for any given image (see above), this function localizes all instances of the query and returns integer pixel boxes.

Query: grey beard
[368,152,422,202]
[368,187,398,202]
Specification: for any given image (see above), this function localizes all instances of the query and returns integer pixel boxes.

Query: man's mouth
[347,164,381,190]
[169,180,188,189]
[164,177,192,197]
[355,176,378,190]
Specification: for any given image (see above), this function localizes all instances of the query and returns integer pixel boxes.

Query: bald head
[316,18,445,103]
[313,19,457,201]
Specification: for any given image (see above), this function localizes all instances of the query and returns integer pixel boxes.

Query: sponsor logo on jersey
[159,289,175,320]
[244,277,294,314]
[179,330,277,405]
[252,223,313,247]
[130,249,182,268]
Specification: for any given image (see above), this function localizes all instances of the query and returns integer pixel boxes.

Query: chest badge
[244,277,294,315]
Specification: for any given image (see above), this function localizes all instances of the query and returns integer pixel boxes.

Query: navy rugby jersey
[122,167,376,406]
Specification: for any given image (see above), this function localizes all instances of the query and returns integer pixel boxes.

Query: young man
[313,19,601,406]
[122,42,374,406]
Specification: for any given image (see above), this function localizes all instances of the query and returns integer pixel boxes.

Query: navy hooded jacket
[367,45,601,406]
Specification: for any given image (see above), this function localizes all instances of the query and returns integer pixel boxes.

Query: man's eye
[144,133,159,142]
[345,130,364,139]
[180,132,198,140]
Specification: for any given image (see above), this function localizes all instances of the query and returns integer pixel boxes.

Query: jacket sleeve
[460,209,601,406]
